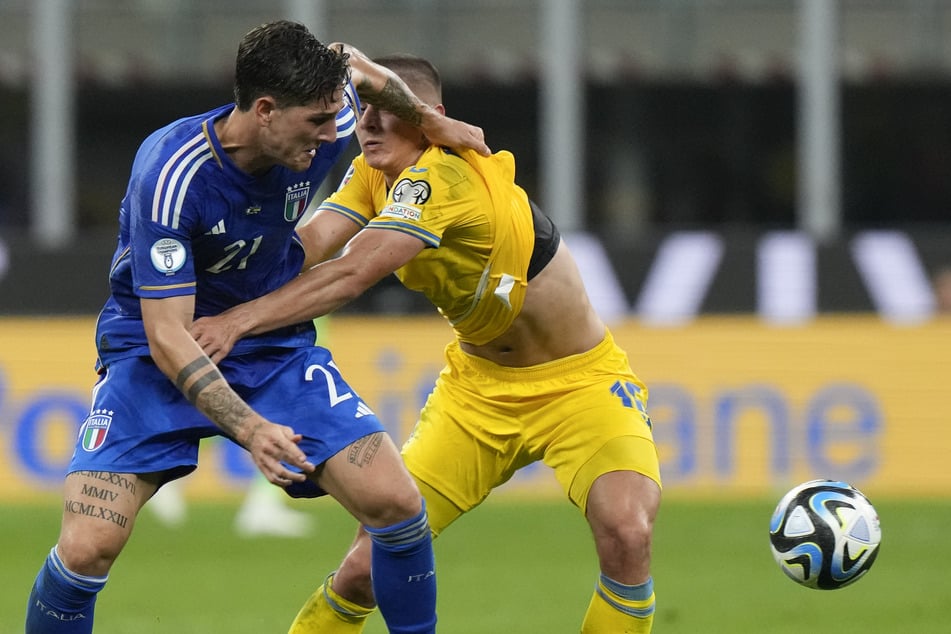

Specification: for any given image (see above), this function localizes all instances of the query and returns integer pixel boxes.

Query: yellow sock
[288,574,374,634]
[581,574,655,633]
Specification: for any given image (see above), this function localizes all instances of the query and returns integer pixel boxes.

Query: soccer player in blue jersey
[25,22,488,634]
[193,55,662,633]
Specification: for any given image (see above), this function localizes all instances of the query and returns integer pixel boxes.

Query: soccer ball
[769,479,881,590]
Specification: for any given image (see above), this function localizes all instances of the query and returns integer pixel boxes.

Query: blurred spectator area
[3,1,949,84]
[3,1,951,233]
[2,1,951,319]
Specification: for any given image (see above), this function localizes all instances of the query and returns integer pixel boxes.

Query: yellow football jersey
[318,146,535,345]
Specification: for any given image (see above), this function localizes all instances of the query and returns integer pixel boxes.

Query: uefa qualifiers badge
[392,178,431,205]
[285,181,311,222]
[150,238,186,275]
[81,409,113,452]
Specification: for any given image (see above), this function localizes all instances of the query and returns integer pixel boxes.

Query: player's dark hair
[373,54,443,103]
[233,20,351,111]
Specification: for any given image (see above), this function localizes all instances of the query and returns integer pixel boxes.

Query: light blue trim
[596,574,655,618]
[365,500,430,550]
[321,574,364,618]
[49,546,108,590]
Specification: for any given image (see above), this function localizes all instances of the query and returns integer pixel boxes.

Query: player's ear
[434,103,446,116]
[254,97,277,125]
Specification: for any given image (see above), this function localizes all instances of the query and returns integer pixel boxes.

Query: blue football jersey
[95,83,360,366]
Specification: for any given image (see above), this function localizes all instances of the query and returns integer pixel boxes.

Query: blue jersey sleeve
[338,79,360,138]
[127,129,212,300]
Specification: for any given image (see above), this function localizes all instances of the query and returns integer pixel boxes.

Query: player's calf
[26,547,108,634]
[366,501,436,634]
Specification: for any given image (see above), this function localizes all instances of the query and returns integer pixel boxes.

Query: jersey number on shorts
[305,361,354,407]
[611,380,652,429]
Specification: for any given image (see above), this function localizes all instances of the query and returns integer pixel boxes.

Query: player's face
[264,90,344,172]
[356,104,427,182]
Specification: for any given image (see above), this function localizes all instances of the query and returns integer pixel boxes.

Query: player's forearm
[362,76,431,127]
[333,42,488,155]
[335,42,428,126]
[239,263,367,337]
[148,326,256,444]
[174,357,258,445]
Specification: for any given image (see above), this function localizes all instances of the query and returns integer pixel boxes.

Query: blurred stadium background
[3,0,948,492]
[1,2,950,631]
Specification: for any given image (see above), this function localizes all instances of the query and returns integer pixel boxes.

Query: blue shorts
[69,346,384,497]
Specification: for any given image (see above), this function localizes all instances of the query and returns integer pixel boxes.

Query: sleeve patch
[392,178,431,205]
[337,164,355,191]
[150,238,187,274]
[381,203,422,222]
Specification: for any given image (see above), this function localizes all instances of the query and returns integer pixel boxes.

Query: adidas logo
[355,402,375,419]
[205,219,226,235]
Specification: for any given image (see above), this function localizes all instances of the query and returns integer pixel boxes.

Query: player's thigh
[241,347,389,477]
[544,393,660,516]
[401,380,520,529]
[71,357,213,476]
[56,470,158,575]
[317,431,422,528]
[413,477,463,538]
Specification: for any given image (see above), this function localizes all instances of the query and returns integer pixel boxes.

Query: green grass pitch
[3,495,949,633]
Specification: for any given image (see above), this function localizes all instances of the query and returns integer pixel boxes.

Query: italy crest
[285,181,311,221]
[81,410,113,452]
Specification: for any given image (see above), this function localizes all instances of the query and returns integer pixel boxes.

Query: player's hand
[191,313,242,363]
[241,418,316,487]
[423,113,490,156]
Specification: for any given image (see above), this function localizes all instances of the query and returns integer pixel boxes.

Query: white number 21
[305,361,353,407]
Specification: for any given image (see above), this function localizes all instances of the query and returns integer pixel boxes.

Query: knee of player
[596,512,654,557]
[54,534,122,577]
[363,483,424,528]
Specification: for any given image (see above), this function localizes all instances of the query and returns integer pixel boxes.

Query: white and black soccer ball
[769,479,882,590]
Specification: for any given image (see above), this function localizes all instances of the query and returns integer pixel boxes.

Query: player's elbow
[333,269,375,306]
[145,327,190,380]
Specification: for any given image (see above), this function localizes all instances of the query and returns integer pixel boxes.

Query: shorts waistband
[447,328,618,382]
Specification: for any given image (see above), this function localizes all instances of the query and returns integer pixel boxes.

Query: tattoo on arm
[185,367,224,404]
[347,433,382,467]
[175,356,225,405]
[174,356,252,440]
[197,382,255,441]
[175,357,212,392]
[365,78,423,126]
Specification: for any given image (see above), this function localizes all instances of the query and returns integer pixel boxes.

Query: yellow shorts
[402,329,661,535]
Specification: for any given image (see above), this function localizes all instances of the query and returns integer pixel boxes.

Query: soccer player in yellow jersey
[193,54,662,633]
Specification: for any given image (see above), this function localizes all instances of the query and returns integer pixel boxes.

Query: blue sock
[365,502,437,634]
[26,547,107,634]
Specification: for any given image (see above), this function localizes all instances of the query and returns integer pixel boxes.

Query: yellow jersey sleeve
[316,156,389,228]
[320,146,536,346]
